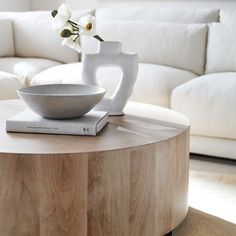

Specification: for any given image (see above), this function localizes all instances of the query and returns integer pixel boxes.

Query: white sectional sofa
[0,8,236,160]
[0,10,86,97]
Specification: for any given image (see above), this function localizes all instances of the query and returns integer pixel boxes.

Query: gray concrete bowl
[17,84,106,119]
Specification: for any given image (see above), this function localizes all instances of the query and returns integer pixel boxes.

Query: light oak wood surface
[0,99,190,236]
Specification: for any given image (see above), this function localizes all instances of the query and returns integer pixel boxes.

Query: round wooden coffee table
[0,99,189,236]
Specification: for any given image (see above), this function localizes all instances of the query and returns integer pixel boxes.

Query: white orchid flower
[78,14,96,36]
[51,5,103,53]
[52,4,72,30]
[62,36,81,52]
[62,22,73,31]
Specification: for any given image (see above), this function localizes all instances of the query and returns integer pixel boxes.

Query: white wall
[31,0,64,10]
[66,0,236,10]
[2,0,236,12]
[0,0,31,11]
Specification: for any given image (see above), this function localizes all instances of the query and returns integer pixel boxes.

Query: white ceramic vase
[82,41,138,115]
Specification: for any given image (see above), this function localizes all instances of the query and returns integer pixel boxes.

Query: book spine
[6,121,96,136]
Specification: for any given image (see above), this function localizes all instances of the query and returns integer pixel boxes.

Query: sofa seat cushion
[0,71,21,100]
[31,62,197,108]
[171,73,236,140]
[31,62,84,86]
[0,57,62,86]
[130,64,197,107]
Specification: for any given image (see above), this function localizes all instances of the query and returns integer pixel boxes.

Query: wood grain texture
[0,154,88,236]
[0,100,190,236]
[88,150,130,236]
[0,100,189,154]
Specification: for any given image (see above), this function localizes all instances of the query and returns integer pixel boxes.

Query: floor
[172,154,236,236]
[189,154,236,224]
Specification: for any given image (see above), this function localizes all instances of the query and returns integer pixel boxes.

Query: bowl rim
[18,84,106,97]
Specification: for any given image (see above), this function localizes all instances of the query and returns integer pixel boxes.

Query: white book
[6,109,108,136]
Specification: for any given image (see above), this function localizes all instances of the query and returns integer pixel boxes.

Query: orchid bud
[51,10,58,18]
[60,29,72,38]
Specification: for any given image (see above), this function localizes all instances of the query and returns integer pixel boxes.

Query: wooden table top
[0,100,189,155]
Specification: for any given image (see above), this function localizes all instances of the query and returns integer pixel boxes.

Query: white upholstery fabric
[171,73,236,140]
[0,12,15,18]
[0,57,62,86]
[130,64,197,107]
[191,135,236,160]
[0,19,14,57]
[96,8,219,23]
[220,10,236,24]
[31,62,197,107]
[81,21,207,75]
[13,12,79,63]
[0,71,21,100]
[206,24,236,73]
[31,63,84,86]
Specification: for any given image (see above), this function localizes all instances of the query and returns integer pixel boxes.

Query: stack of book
[6,109,108,136]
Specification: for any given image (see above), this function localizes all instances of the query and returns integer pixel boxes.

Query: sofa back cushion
[13,11,84,63]
[0,19,14,57]
[96,8,219,23]
[220,10,236,24]
[81,21,207,75]
[206,24,236,73]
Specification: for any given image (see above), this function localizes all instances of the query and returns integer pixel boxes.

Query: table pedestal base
[0,131,188,236]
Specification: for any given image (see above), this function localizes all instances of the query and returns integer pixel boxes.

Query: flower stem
[93,35,104,42]
[68,20,78,26]
[73,35,80,42]
[68,20,79,30]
